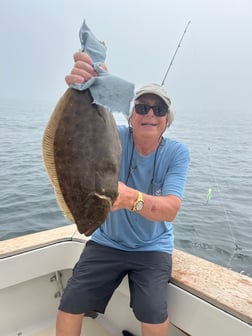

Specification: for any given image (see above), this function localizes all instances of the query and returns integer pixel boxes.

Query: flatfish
[42,88,121,236]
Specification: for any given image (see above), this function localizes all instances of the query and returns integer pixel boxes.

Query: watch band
[132,191,144,212]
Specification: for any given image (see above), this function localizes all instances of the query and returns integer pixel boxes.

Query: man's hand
[65,51,108,85]
[112,182,135,211]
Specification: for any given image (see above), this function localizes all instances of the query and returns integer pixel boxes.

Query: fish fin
[42,92,74,222]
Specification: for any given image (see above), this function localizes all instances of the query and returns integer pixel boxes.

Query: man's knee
[133,301,168,324]
[56,310,83,336]
[141,318,169,336]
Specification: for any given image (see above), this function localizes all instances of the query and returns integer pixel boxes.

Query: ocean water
[0,99,251,277]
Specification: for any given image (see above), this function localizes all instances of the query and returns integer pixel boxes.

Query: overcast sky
[0,0,251,112]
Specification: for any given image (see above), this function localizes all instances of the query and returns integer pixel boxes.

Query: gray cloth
[71,21,134,115]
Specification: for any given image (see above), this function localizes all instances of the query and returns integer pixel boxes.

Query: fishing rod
[161,20,191,86]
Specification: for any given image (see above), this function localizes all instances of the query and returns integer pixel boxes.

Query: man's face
[131,93,168,141]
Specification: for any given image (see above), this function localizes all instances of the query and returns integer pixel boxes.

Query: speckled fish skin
[43,88,121,236]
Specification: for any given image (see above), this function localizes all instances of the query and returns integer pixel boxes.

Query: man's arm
[112,182,181,222]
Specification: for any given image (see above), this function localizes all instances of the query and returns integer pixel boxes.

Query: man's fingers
[73,51,93,64]
[74,60,96,76]
[65,74,85,85]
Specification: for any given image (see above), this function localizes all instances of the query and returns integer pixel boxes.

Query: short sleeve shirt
[92,125,190,253]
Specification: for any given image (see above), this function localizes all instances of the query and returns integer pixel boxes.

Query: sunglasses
[134,103,168,117]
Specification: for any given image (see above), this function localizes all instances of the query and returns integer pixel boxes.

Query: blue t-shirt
[92,125,190,253]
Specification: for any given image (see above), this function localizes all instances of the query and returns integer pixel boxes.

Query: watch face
[136,201,144,211]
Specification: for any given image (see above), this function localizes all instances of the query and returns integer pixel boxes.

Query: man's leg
[56,310,84,336]
[141,318,169,336]
[56,242,126,335]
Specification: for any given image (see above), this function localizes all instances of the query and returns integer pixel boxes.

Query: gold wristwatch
[132,191,144,212]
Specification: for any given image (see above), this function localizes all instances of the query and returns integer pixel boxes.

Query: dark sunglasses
[134,103,168,117]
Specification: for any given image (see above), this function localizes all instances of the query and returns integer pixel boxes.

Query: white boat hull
[0,225,251,336]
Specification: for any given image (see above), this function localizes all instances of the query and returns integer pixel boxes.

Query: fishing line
[206,147,241,268]
[161,20,191,86]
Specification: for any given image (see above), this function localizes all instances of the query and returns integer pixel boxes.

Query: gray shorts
[59,240,172,324]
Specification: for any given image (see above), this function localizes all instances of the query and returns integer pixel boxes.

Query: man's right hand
[65,51,108,86]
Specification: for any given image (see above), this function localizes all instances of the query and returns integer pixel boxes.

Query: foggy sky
[0,0,251,112]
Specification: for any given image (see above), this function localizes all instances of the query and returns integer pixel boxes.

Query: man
[56,52,190,336]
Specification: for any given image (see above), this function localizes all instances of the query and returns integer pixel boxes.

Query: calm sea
[0,99,251,277]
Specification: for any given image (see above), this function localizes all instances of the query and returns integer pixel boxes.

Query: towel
[71,21,135,116]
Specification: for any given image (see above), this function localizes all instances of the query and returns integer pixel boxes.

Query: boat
[0,224,251,336]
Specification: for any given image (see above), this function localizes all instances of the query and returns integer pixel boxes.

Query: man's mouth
[141,123,157,126]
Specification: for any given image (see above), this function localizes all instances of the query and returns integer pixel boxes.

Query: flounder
[42,88,121,236]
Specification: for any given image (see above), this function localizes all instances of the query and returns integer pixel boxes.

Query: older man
[56,52,190,336]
